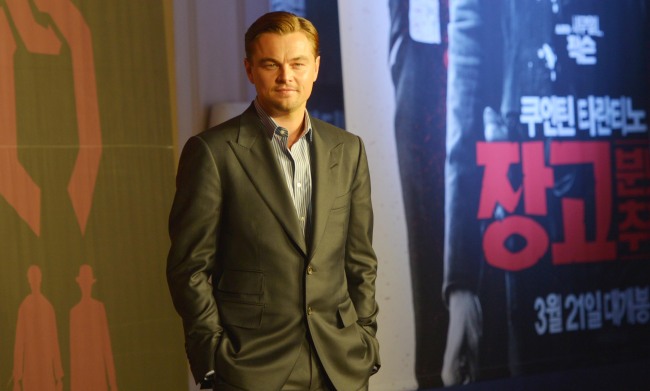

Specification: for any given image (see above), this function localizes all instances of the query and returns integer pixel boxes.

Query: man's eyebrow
[258,57,279,63]
[257,56,311,63]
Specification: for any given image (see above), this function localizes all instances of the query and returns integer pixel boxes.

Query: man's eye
[263,63,278,69]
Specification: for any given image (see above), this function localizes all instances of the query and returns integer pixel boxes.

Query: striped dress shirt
[254,100,313,238]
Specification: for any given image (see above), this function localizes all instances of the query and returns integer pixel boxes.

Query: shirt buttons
[307,266,313,275]
[307,306,313,316]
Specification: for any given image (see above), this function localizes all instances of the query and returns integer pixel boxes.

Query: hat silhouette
[76,264,96,285]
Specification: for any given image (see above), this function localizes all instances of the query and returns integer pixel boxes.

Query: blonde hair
[245,11,320,59]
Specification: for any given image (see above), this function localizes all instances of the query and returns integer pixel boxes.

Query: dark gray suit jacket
[167,105,380,390]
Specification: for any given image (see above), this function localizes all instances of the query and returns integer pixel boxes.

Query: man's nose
[277,64,293,82]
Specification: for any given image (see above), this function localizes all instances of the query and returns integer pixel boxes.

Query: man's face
[245,32,320,118]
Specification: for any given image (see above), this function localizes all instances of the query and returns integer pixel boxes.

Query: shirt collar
[253,99,313,142]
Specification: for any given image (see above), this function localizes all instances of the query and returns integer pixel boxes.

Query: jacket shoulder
[195,115,242,144]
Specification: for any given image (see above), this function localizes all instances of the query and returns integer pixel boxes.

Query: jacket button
[307,306,313,315]
[307,266,313,275]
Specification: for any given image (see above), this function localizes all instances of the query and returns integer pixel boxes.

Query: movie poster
[391,0,650,388]
[0,1,186,389]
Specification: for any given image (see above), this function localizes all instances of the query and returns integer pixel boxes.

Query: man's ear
[244,58,254,84]
[313,55,321,82]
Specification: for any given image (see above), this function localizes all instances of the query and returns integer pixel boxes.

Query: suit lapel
[309,120,343,258]
[228,106,307,255]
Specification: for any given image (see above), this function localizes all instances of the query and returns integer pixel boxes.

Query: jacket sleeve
[166,135,223,383]
[344,136,381,370]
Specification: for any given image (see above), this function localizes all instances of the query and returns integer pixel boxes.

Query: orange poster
[1,1,185,389]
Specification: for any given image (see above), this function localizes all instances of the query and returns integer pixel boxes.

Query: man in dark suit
[167,11,380,391]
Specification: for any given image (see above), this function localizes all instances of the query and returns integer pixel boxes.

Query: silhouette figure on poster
[12,265,64,391]
[70,264,118,391]
[0,0,102,236]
